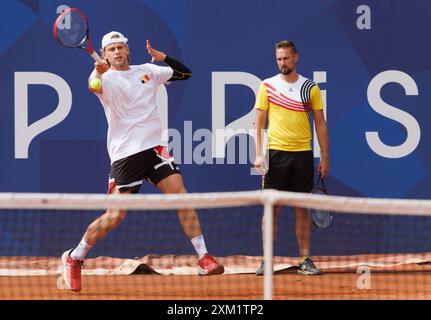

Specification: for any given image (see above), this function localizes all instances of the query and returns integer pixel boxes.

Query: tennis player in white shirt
[59,31,224,292]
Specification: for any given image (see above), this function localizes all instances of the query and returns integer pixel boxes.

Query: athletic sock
[70,239,91,261]
[300,255,309,263]
[190,234,208,259]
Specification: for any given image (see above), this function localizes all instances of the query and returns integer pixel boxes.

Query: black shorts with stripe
[108,146,181,194]
[263,149,313,193]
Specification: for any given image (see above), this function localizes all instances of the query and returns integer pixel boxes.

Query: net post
[263,191,275,300]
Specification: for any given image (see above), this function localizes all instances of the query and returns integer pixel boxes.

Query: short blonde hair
[275,40,298,54]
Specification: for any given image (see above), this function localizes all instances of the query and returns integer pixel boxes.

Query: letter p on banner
[14,72,72,159]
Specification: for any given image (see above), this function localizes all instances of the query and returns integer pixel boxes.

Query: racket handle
[321,177,326,189]
[315,174,326,189]
[90,51,103,63]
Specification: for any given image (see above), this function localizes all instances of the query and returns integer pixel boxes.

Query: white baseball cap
[101,31,128,49]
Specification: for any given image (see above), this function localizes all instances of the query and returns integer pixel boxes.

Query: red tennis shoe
[198,254,224,276]
[61,249,84,292]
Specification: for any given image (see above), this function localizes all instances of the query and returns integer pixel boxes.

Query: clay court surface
[1,253,431,300]
[1,271,431,300]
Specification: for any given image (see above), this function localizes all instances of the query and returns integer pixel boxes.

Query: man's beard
[280,67,293,75]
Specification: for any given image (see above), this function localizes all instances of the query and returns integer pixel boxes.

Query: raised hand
[94,60,109,76]
[146,39,167,62]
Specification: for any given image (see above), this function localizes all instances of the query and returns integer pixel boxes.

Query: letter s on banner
[14,72,72,159]
[366,70,420,159]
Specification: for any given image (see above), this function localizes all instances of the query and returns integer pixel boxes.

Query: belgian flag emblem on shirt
[140,74,151,83]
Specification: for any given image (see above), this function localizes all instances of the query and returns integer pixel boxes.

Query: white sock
[70,239,91,261]
[190,234,208,259]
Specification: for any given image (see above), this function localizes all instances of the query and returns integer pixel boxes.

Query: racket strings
[55,11,88,48]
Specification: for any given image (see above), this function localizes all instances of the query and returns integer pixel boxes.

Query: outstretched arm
[146,39,192,81]
[88,60,109,94]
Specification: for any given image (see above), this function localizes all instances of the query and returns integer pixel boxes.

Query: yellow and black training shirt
[255,74,324,152]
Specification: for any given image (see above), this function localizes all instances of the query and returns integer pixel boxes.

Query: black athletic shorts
[263,149,314,193]
[108,146,181,194]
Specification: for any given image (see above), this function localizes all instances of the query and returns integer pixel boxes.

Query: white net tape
[1,190,431,216]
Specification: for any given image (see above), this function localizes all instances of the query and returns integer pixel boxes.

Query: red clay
[1,272,430,300]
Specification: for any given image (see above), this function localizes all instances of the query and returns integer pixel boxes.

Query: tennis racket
[53,8,103,63]
[310,175,333,229]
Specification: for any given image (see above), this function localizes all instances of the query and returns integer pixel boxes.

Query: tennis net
[0,190,431,300]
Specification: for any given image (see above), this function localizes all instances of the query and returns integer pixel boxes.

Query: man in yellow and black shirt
[254,40,329,276]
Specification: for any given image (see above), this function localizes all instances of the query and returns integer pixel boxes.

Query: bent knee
[107,209,127,225]
[168,184,187,194]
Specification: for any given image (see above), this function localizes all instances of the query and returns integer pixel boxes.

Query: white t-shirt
[91,64,173,163]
